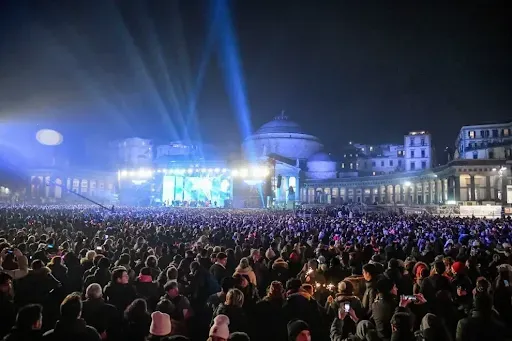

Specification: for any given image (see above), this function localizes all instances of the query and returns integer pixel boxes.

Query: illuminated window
[349,163,353,169]
[372,171,376,176]
[355,154,358,157]
[504,129,510,137]
[370,146,373,151]
[356,163,359,169]
[72,179,79,187]
[289,177,297,191]
[468,131,475,138]
[341,163,345,168]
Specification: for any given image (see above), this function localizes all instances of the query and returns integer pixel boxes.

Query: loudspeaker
[277,175,282,188]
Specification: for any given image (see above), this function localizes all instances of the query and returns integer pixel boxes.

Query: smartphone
[104,235,109,240]
[504,280,510,287]
[47,244,54,248]
[344,302,350,312]
[96,246,102,251]
[402,295,417,301]
[6,249,13,254]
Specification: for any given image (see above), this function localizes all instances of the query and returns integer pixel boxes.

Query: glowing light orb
[36,129,63,146]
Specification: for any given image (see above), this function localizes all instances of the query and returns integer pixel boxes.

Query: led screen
[162,175,231,206]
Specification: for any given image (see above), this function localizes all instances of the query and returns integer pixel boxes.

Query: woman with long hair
[213,288,248,335]
[123,298,151,341]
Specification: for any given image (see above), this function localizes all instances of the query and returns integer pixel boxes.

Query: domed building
[242,113,323,160]
[307,152,337,179]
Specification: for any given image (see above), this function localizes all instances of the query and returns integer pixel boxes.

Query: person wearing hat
[209,314,230,341]
[149,311,172,340]
[287,320,311,341]
[451,261,473,310]
[269,257,290,286]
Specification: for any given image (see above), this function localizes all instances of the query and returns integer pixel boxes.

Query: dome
[255,116,305,134]
[308,152,332,162]
[242,113,324,160]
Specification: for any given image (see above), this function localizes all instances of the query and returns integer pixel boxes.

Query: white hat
[210,314,230,339]
[150,311,172,336]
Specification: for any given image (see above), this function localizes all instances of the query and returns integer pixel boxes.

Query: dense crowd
[1,205,512,341]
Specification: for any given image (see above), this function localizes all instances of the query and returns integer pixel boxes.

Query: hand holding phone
[343,302,351,312]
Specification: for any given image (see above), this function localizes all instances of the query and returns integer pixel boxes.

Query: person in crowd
[233,258,257,286]
[104,267,137,313]
[253,281,287,341]
[2,303,43,341]
[84,257,111,291]
[0,272,15,339]
[42,293,101,341]
[123,298,152,341]
[287,319,311,341]
[212,288,248,335]
[81,283,120,340]
[210,252,229,285]
[209,314,230,341]
[148,311,172,341]
[162,281,192,322]
[135,267,160,311]
[228,332,250,341]
[362,264,379,314]
[0,248,28,280]
[206,277,236,317]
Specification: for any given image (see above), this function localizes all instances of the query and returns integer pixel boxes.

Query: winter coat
[42,318,101,341]
[456,310,507,341]
[209,263,229,285]
[233,266,257,286]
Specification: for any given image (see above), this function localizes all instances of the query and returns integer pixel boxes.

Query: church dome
[255,116,305,134]
[308,152,332,162]
[242,113,324,160]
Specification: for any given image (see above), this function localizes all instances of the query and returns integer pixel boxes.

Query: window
[504,129,510,137]
[410,150,415,158]
[489,150,494,159]
[473,152,478,159]
[480,130,485,138]
[341,163,345,169]
[492,129,499,138]
[421,138,425,146]
[389,160,393,166]
[349,163,353,169]
[369,146,373,151]
[381,161,384,167]
[410,162,416,170]
[468,131,475,139]
[421,149,425,158]
[409,137,415,146]
[421,161,427,169]
[356,163,359,169]
[372,161,376,167]
[372,171,376,176]
[398,160,402,166]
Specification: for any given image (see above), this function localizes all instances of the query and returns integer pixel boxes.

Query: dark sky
[0,0,510,158]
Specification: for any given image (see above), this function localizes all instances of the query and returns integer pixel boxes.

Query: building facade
[455,122,512,160]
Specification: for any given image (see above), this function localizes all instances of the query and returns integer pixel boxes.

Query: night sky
[0,0,510,160]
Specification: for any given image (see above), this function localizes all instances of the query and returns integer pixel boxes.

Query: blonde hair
[225,288,244,307]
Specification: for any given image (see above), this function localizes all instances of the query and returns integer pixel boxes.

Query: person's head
[362,263,377,282]
[217,252,228,266]
[229,332,251,341]
[155,298,175,316]
[124,298,148,320]
[250,249,261,262]
[301,284,314,296]
[221,277,236,294]
[166,266,178,281]
[286,278,303,294]
[97,257,110,270]
[164,280,179,298]
[60,293,82,320]
[85,283,103,300]
[112,267,129,284]
[451,261,465,275]
[433,261,446,275]
[209,314,230,341]
[391,312,412,333]
[225,288,244,307]
[287,320,311,341]
[150,311,172,337]
[376,277,397,296]
[15,304,43,330]
[239,257,250,269]
[266,281,284,300]
[146,255,158,268]
[307,259,318,271]
[338,280,354,296]
[233,274,248,289]
[474,293,493,314]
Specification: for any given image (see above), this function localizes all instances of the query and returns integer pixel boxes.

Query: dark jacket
[0,294,16,339]
[362,279,378,314]
[209,263,229,284]
[420,274,451,304]
[283,290,324,340]
[84,268,111,292]
[370,295,398,341]
[104,282,137,313]
[213,304,248,334]
[81,298,120,336]
[456,310,507,341]
[42,318,101,341]
[253,297,286,341]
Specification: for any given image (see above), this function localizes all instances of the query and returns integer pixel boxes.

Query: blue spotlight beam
[215,0,254,160]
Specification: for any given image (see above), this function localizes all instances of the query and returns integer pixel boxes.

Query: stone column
[430,181,435,204]
[485,175,492,200]
[454,176,461,201]
[470,175,476,201]
[392,185,396,204]
[377,186,382,204]
[441,179,446,203]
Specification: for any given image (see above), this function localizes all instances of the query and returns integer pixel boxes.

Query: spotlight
[240,168,249,178]
[187,168,193,174]
[404,181,411,187]
[231,169,239,177]
[129,171,136,177]
[121,170,128,177]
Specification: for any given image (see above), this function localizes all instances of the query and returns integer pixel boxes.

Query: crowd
[1,205,512,341]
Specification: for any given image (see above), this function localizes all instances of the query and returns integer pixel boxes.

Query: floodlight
[121,170,128,177]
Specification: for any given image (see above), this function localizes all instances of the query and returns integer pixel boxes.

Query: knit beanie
[150,311,172,336]
[287,319,309,341]
[451,261,465,274]
[210,314,230,339]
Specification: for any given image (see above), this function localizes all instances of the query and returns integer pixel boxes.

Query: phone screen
[504,280,510,287]
[344,303,350,312]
